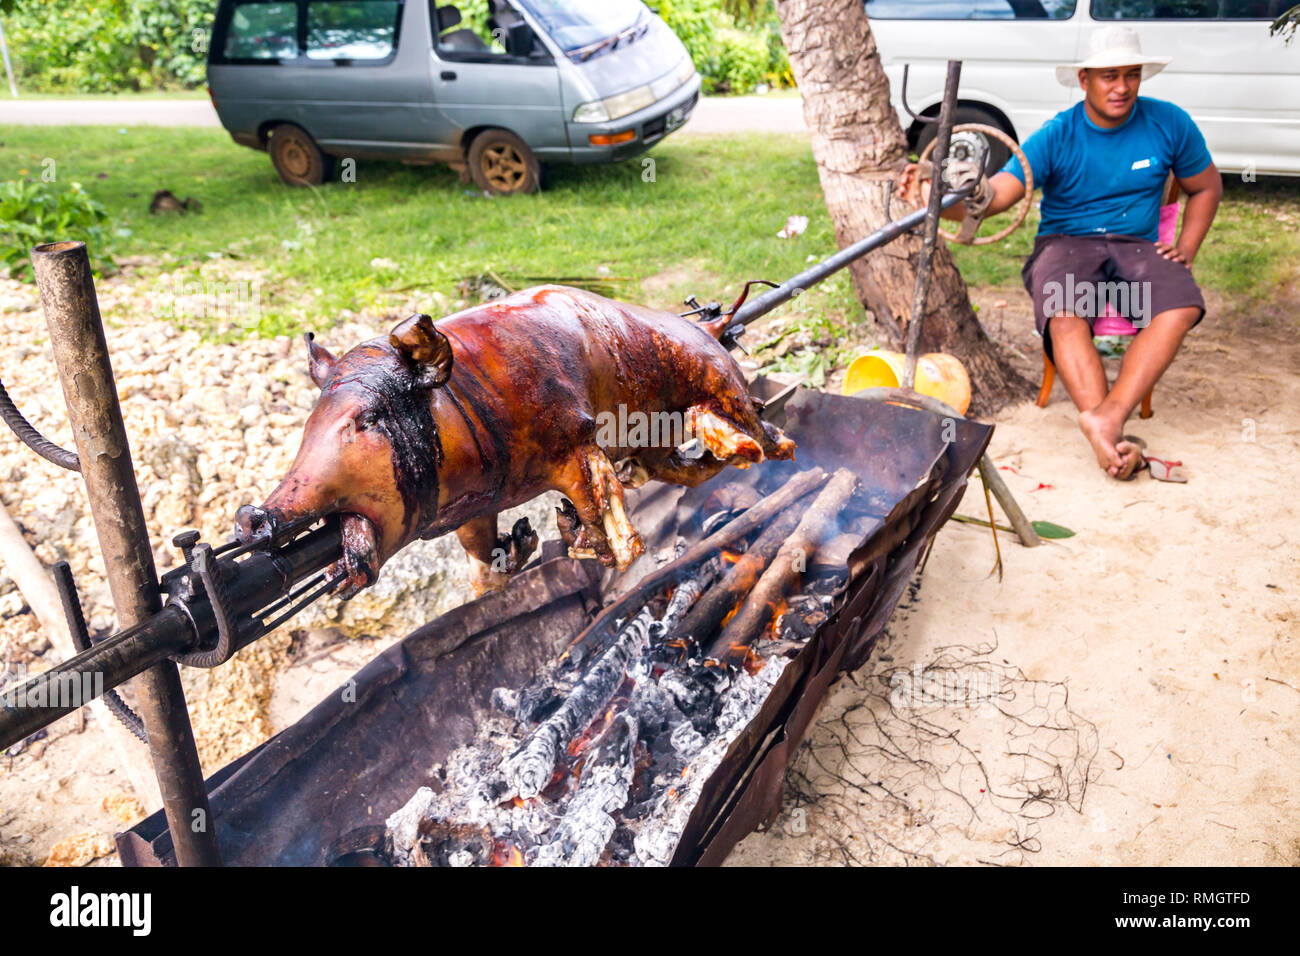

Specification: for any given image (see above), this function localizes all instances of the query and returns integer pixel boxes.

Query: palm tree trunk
[774,0,1031,413]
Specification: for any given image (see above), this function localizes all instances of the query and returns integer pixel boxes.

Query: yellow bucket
[842,350,972,415]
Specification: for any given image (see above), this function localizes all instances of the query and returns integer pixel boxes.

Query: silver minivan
[207,0,701,193]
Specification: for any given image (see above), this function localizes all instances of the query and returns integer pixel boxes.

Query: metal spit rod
[729,190,971,330]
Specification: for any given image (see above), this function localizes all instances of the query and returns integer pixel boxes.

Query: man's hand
[897,161,930,207]
[897,164,1026,223]
[1155,242,1193,266]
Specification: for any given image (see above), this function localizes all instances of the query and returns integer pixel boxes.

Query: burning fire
[492,841,525,867]
[721,549,743,565]
[769,598,789,635]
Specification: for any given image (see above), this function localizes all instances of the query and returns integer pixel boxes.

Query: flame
[769,598,789,635]
[721,549,743,565]
[722,642,765,676]
[492,841,525,867]
[721,603,742,628]
[566,707,617,757]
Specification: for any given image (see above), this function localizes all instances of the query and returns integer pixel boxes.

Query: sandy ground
[727,292,1300,866]
[2,280,1296,866]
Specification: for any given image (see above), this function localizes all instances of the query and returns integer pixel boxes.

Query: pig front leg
[456,514,539,596]
[555,445,645,570]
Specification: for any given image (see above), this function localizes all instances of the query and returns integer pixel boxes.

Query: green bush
[0,179,116,279]
[5,0,213,93]
[713,28,768,94]
[2,0,792,96]
[661,0,792,95]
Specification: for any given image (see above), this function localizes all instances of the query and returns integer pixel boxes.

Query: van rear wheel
[468,130,540,196]
[269,124,334,187]
[915,106,1014,175]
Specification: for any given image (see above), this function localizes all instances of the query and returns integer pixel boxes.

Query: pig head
[235,314,452,598]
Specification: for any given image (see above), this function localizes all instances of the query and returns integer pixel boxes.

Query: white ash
[385,786,437,866]
[532,713,638,868]
[633,657,788,866]
[503,607,656,798]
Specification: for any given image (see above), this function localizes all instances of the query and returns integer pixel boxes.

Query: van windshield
[515,0,646,54]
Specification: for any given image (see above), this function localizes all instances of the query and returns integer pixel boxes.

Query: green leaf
[1032,520,1075,539]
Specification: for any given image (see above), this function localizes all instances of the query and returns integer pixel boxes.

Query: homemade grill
[1,60,1018,865]
[116,384,990,866]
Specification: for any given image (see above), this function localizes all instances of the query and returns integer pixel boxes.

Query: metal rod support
[31,240,222,867]
[902,60,963,390]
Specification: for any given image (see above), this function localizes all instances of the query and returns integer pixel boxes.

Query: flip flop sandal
[1143,455,1187,483]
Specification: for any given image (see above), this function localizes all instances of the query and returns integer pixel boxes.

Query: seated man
[904,26,1223,479]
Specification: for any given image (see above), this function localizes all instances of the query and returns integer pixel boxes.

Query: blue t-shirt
[1001,97,1213,242]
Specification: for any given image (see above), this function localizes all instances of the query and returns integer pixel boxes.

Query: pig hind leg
[555,445,645,570]
[684,404,795,466]
[456,513,539,596]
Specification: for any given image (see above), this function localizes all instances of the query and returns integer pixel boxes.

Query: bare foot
[1114,438,1145,480]
[1078,407,1125,476]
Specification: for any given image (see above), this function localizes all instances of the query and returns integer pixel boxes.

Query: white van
[865,0,1299,177]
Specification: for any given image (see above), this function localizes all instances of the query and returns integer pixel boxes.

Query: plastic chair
[1036,175,1181,419]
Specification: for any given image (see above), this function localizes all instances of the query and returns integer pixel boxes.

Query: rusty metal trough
[117,383,991,866]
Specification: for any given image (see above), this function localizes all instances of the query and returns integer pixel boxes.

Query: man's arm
[896,168,1026,221]
[1159,163,1222,266]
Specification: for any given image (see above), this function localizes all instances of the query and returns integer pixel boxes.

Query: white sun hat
[1056,26,1172,87]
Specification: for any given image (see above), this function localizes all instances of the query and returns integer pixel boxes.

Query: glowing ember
[493,841,525,867]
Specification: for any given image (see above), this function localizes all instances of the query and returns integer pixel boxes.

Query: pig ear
[390,314,453,389]
[304,332,337,389]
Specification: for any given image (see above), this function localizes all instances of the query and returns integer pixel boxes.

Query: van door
[1087,0,1299,176]
[868,0,1083,146]
[295,0,460,161]
[428,1,567,161]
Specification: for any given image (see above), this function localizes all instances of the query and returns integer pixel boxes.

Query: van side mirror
[507,21,535,57]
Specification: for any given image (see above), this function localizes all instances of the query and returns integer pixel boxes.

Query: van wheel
[468,130,540,196]
[269,124,334,187]
[915,106,1014,174]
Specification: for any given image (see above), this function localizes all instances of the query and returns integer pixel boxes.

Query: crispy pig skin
[246,285,796,596]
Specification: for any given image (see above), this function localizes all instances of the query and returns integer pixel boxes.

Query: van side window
[307,1,403,60]
[865,0,1077,18]
[431,2,503,54]
[1091,0,1289,16]
[223,1,300,60]
[430,1,551,61]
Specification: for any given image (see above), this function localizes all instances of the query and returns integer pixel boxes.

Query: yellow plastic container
[842,350,972,416]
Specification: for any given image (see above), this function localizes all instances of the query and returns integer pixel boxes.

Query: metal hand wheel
[916,123,1034,246]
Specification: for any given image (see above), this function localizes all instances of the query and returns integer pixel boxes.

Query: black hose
[0,378,80,472]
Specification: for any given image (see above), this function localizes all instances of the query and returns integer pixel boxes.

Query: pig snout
[234,504,278,543]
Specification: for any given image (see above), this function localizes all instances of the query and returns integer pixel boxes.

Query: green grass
[0,125,859,337]
[1,124,1296,342]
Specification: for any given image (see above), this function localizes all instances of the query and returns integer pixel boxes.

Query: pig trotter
[508,517,539,571]
[458,513,537,596]
[556,498,581,550]
[564,446,645,571]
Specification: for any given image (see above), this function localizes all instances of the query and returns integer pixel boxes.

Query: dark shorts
[1022,233,1206,363]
